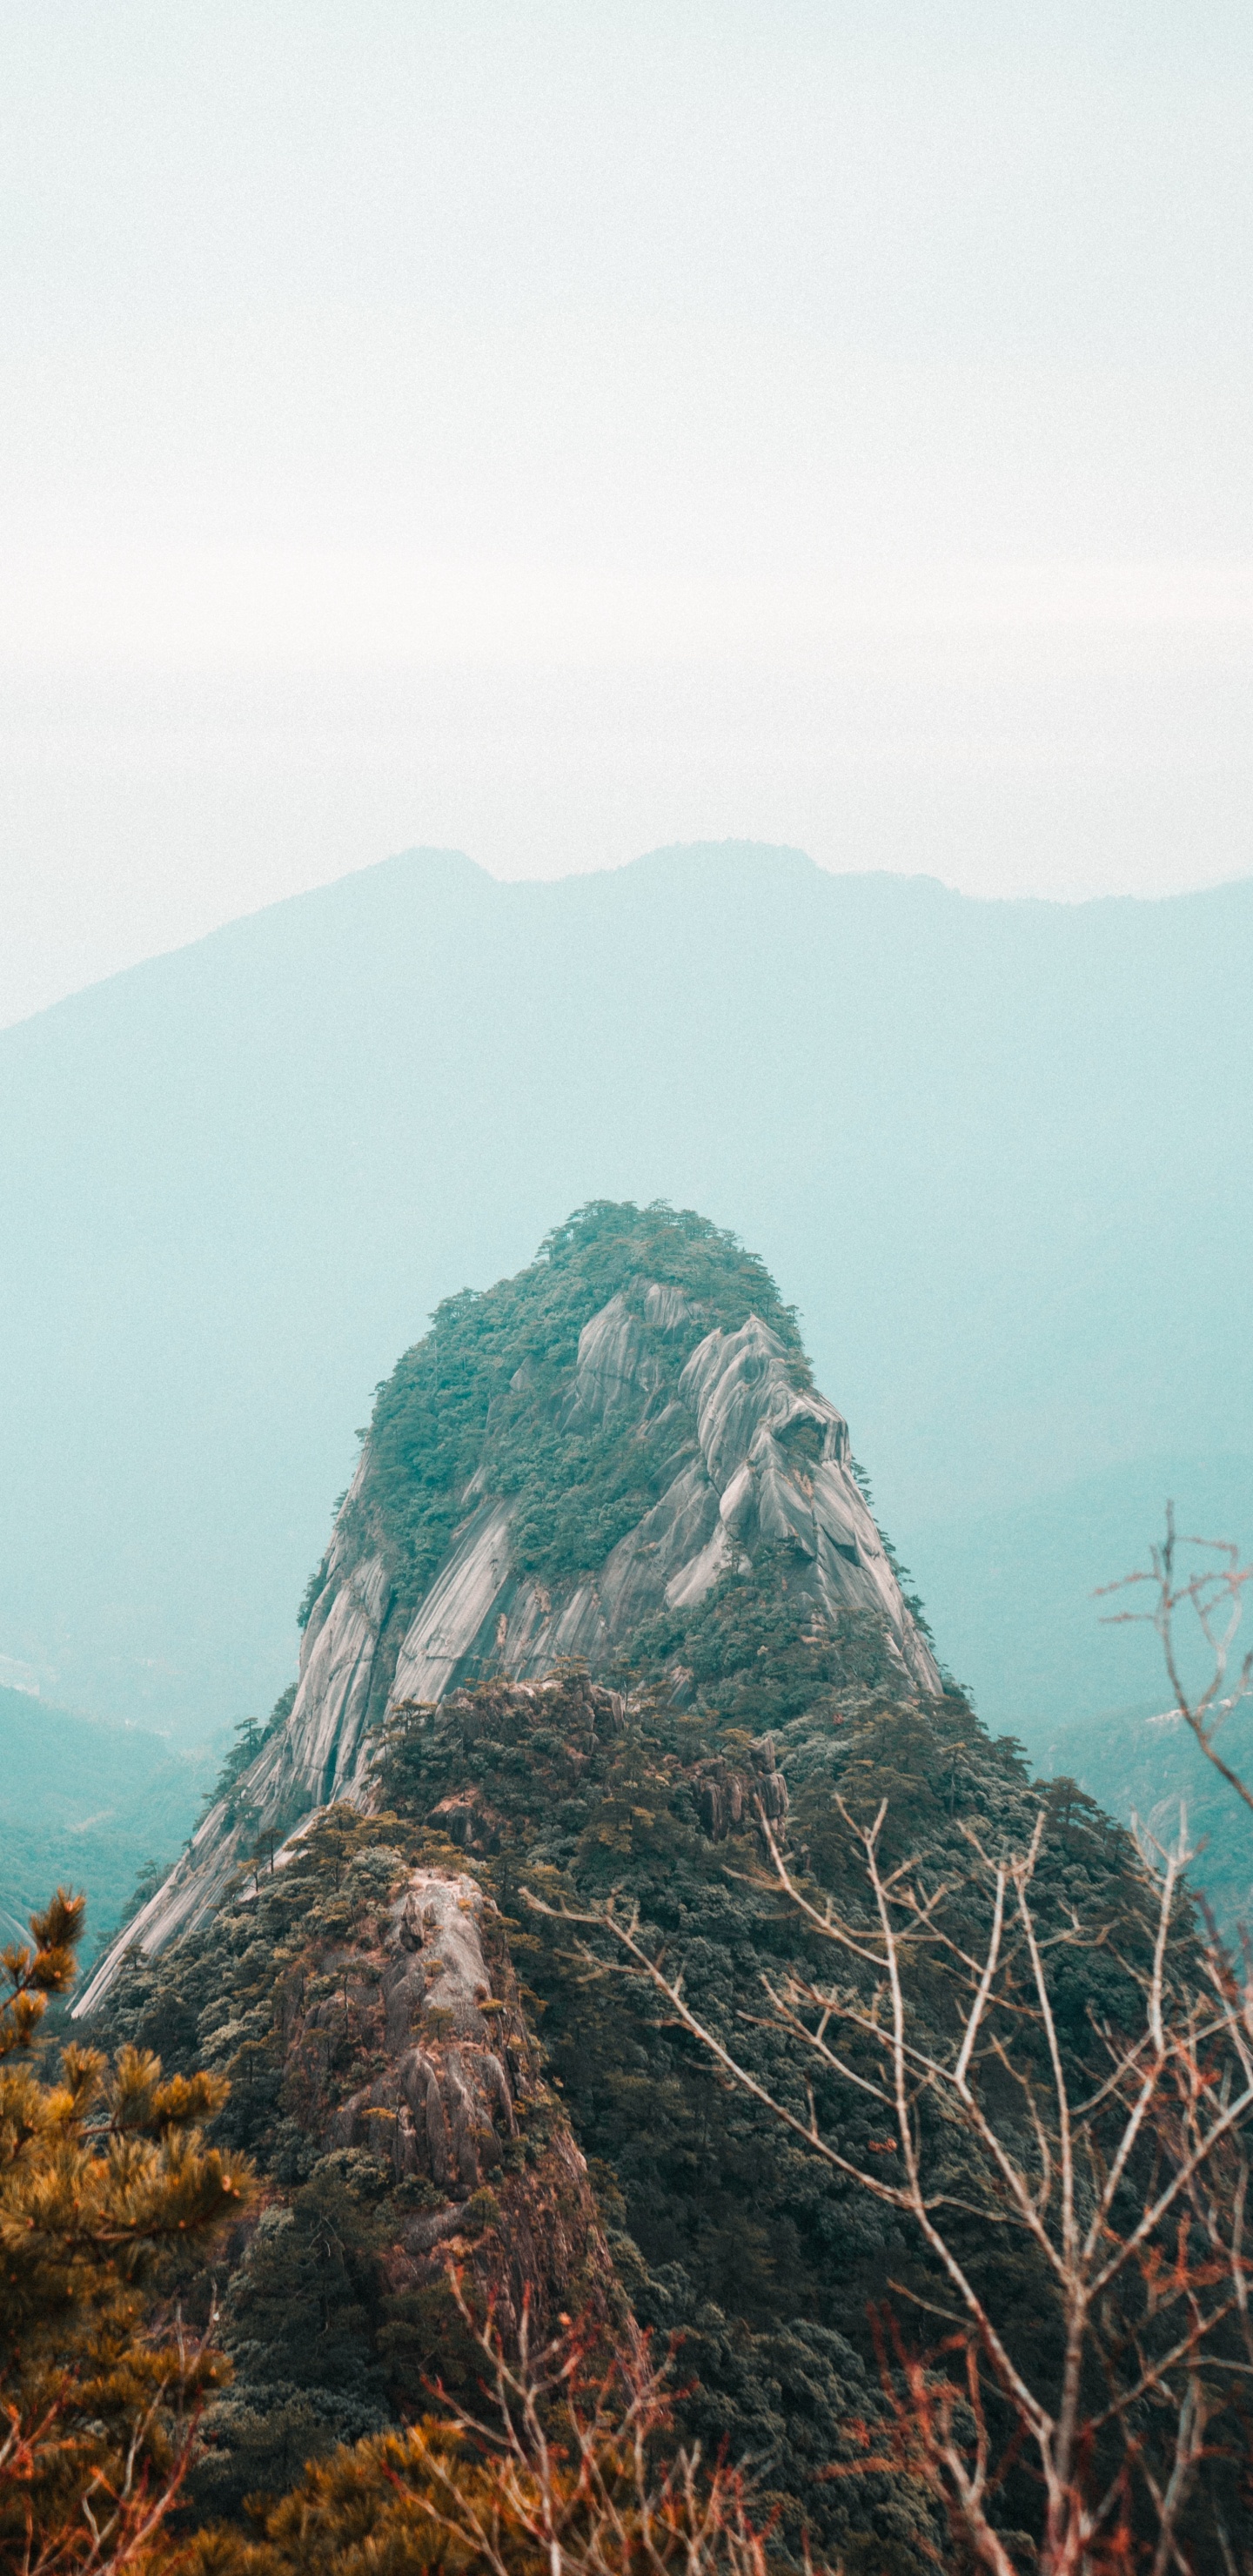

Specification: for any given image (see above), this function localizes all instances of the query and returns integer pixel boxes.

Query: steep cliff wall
[77,1207,939,2014]
[390,1300,937,1696]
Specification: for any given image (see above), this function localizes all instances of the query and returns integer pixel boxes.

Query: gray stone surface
[77,1287,940,2013]
[329,1868,519,2192]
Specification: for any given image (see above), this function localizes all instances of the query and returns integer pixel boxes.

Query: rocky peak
[77,1207,939,2013]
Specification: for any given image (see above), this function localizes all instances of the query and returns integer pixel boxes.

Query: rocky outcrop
[284,1857,609,2341]
[391,1303,938,1697]
[328,1870,521,2189]
[74,1500,392,2013]
[77,1272,939,2016]
[691,1735,790,1843]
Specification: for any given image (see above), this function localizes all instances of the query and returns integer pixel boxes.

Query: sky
[2,0,1252,1026]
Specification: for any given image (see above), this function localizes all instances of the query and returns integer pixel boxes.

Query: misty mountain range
[2,842,1250,1939]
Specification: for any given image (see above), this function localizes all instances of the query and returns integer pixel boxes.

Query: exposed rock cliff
[280,1850,606,2334]
[77,1207,939,2014]
[111,1802,613,2519]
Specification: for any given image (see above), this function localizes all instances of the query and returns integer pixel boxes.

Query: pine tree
[0,1891,251,2570]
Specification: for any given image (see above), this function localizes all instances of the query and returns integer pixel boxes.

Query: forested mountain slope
[86,1210,1211,2566]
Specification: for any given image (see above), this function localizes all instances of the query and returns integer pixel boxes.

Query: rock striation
[392,1305,935,1698]
[77,1225,940,2016]
[328,1869,521,2194]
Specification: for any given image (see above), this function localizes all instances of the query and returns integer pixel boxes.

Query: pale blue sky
[3,1,1252,1021]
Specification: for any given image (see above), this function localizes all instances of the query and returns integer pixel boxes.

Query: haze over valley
[8,11,1253,2564]
[3,840,1250,1942]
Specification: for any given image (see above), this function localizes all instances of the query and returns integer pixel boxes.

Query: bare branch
[528,1768,1253,2575]
[1098,1504,1253,1821]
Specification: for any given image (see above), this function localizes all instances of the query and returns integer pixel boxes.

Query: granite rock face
[77,1283,939,2014]
[76,1464,392,2009]
[392,1301,938,1698]
[327,1870,521,2198]
[209,1847,609,2357]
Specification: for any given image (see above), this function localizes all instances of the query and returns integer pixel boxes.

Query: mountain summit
[5,843,1251,1756]
[79,1208,1174,2563]
[78,1204,938,2011]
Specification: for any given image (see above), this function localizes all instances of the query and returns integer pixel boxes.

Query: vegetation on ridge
[23,1208,1253,2572]
[89,1578,1180,2571]
[318,1201,812,1627]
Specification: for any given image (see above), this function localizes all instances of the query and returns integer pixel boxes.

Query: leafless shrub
[405,2273,790,2576]
[528,1803,1253,2573]
[221,2274,807,2576]
[1097,1502,1253,1825]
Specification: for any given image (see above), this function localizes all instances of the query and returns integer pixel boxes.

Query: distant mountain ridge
[2,840,1250,1767]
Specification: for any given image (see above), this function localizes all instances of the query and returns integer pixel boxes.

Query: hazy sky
[3,1,1252,1024]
